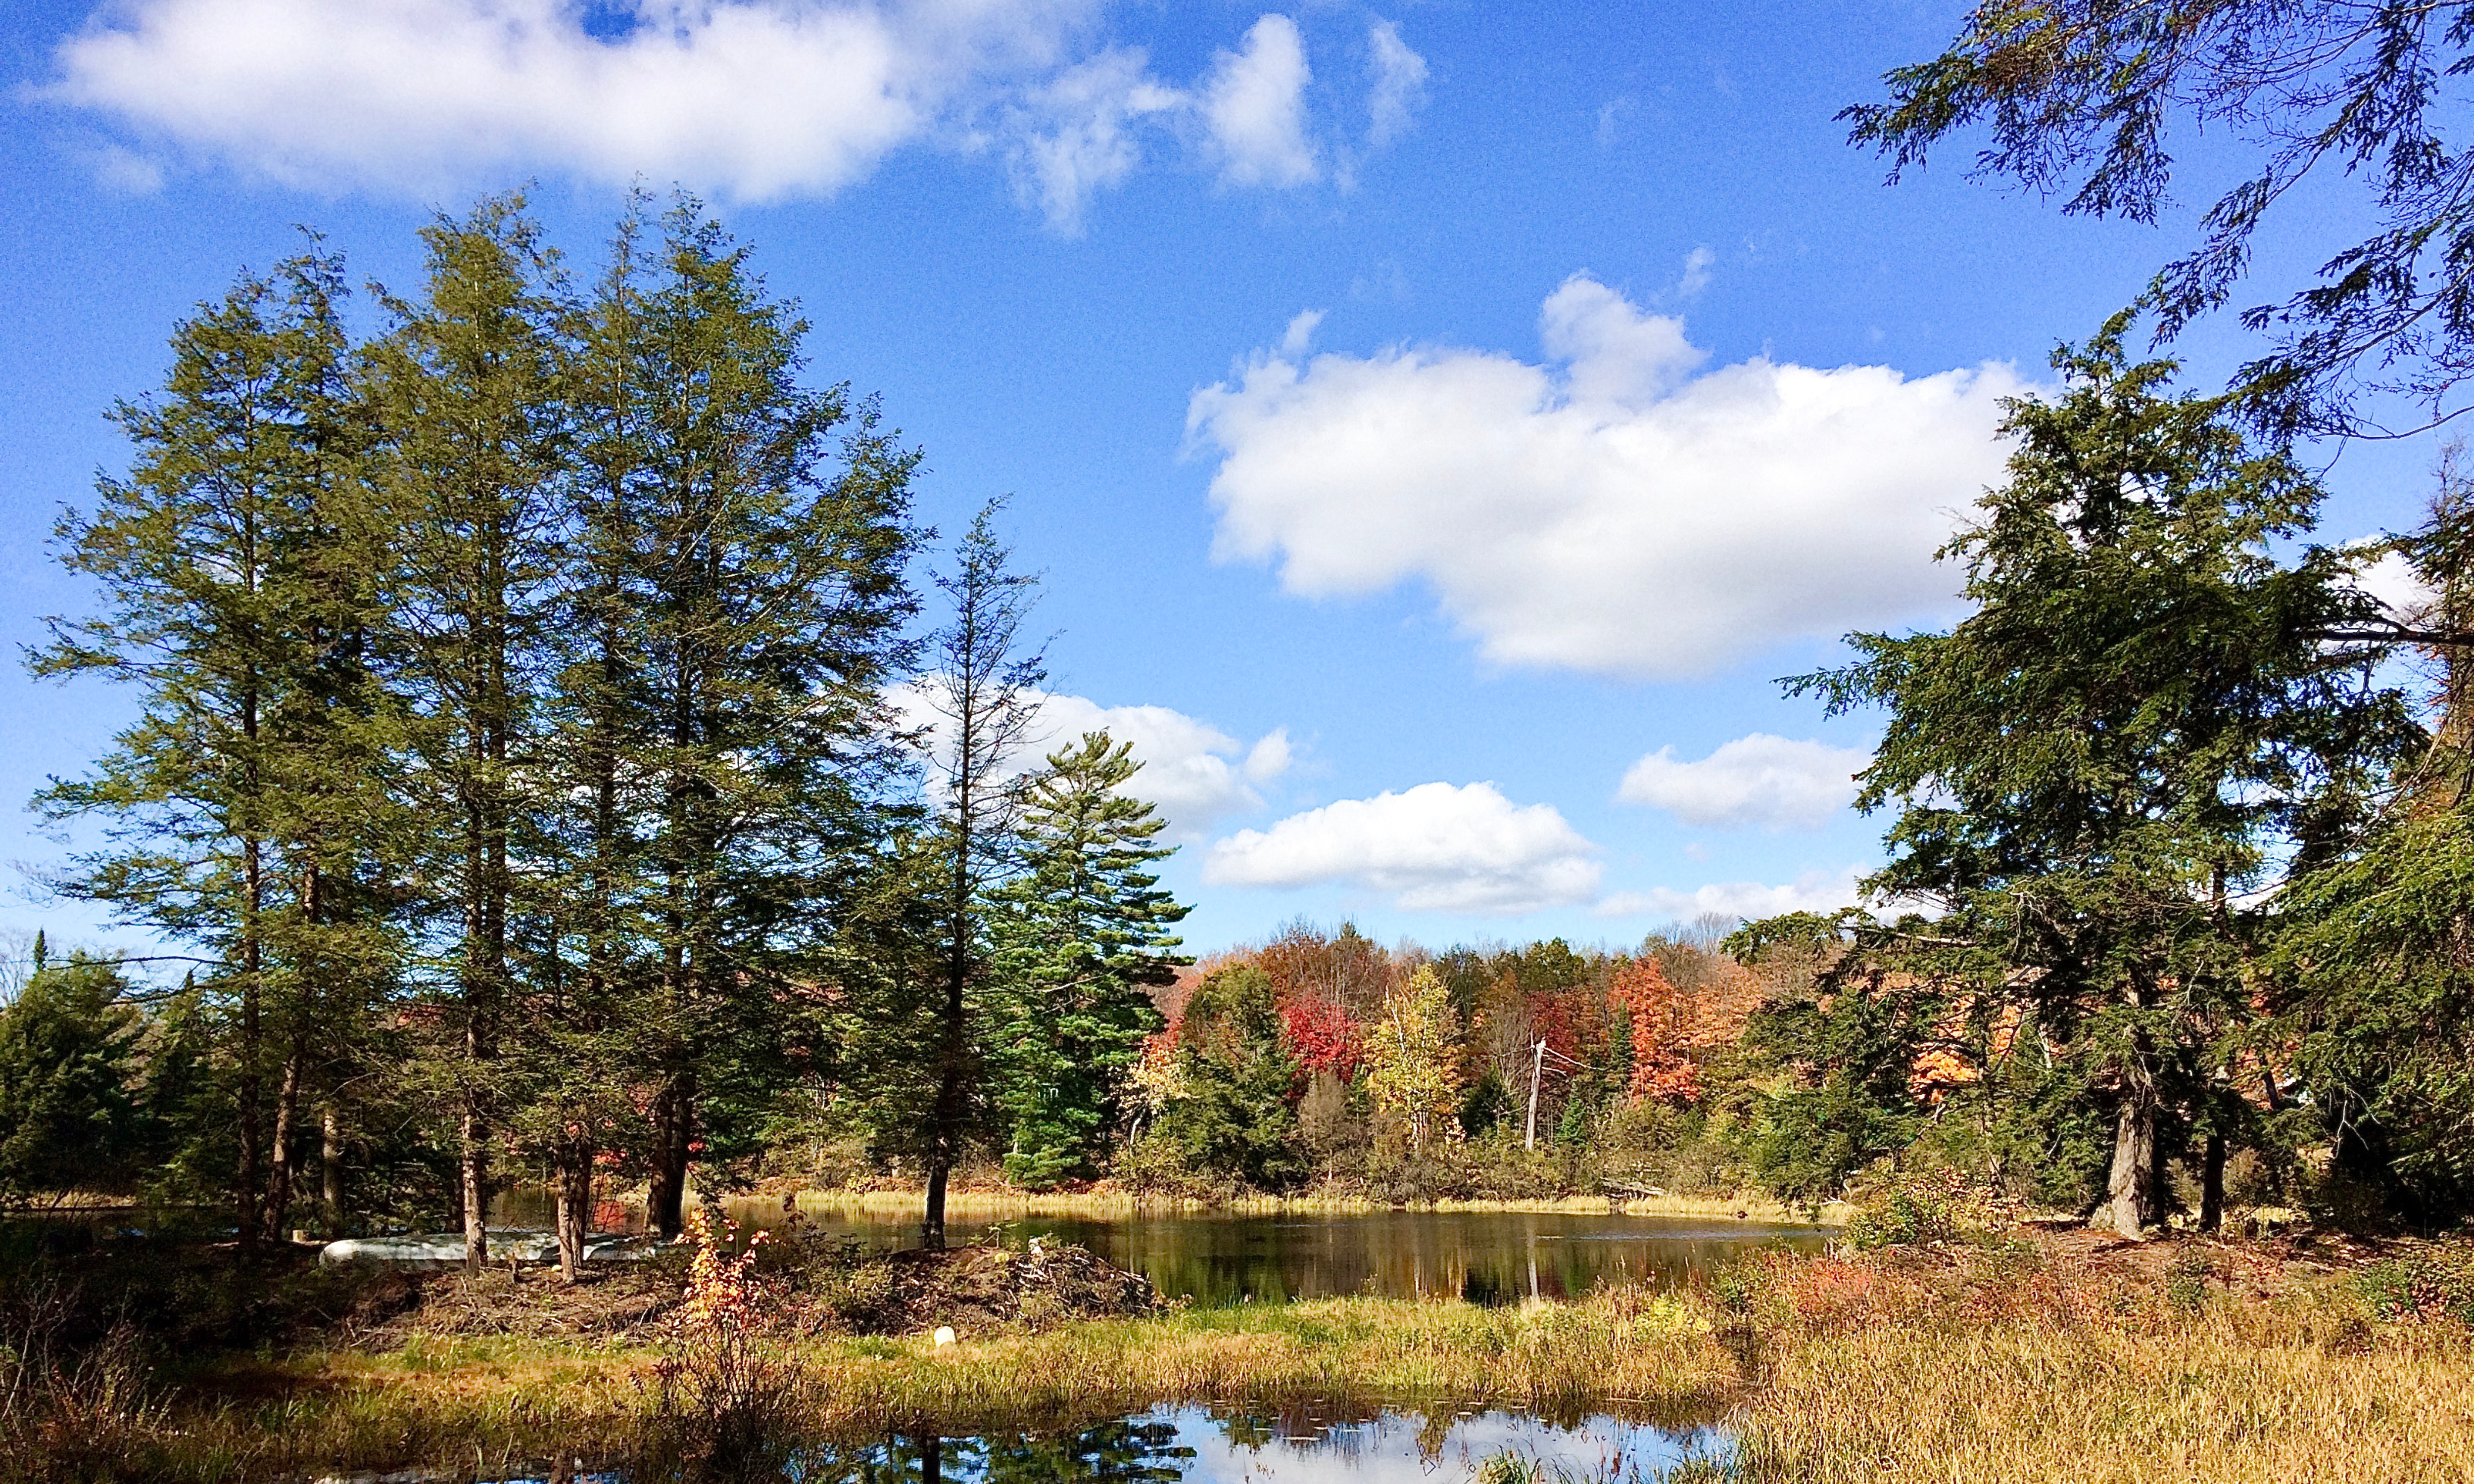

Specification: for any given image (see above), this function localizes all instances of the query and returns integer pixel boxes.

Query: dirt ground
[345,1235,1160,1346]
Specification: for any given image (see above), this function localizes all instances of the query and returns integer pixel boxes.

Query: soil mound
[833,1240,1158,1337]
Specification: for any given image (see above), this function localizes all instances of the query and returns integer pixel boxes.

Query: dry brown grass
[10,1233,2474,1482]
[1709,1238,2474,1484]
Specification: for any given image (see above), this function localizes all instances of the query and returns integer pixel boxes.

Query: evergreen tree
[1733,320,2419,1234]
[0,952,144,1203]
[910,504,1047,1248]
[360,195,572,1269]
[2276,448,2474,1221]
[991,732,1188,1187]
[30,246,389,1242]
[1153,964,1307,1191]
[550,196,923,1245]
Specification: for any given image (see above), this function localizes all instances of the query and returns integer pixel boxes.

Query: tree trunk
[923,1150,952,1252]
[320,1102,344,1239]
[265,1048,302,1241]
[649,1074,694,1239]
[236,836,266,1248]
[555,1131,592,1282]
[2101,1068,2160,1237]
[461,1109,490,1274]
[924,914,969,1252]
[2147,1110,2174,1222]
[2199,1131,2228,1233]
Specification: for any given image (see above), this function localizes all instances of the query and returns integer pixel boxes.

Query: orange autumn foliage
[1613,958,1700,1105]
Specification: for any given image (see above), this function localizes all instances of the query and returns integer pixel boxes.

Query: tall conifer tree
[915,505,1046,1248]
[991,732,1187,1187]
[557,197,923,1242]
[32,247,390,1242]
[360,197,572,1270]
[1736,322,2418,1234]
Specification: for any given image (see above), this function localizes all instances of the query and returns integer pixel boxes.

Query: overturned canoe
[317,1229,661,1269]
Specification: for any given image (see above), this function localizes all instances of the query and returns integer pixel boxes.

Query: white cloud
[42,2,1419,220]
[1279,309,1325,357]
[1364,17,1426,146]
[889,682,1288,842]
[1203,781,1602,915]
[1241,728,1292,784]
[1595,863,1867,924]
[1676,244,1714,299]
[1201,13,1317,186]
[1188,274,2027,678]
[1003,47,1186,232]
[1618,733,1870,831]
[46,0,1010,198]
[2354,546,2436,624]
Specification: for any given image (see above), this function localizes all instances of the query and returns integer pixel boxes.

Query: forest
[7,198,2474,1264]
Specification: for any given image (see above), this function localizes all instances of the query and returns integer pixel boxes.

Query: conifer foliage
[13,194,1180,1255]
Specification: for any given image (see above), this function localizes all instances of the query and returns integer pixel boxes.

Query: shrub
[635,1208,805,1478]
[2354,1247,2474,1326]
[1841,1166,2020,1251]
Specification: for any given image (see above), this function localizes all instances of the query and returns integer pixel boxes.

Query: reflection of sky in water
[1154,1407,1723,1483]
[463,1405,1726,1482]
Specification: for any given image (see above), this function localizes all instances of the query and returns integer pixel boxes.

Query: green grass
[11,1243,2474,1482]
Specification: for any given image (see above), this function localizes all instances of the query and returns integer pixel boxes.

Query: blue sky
[0,0,2445,974]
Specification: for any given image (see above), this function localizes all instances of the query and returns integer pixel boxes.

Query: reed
[9,1244,2474,1482]
[1732,1308,2474,1484]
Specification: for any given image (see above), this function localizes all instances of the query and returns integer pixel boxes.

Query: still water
[478,1404,1726,1484]
[493,1194,1826,1304]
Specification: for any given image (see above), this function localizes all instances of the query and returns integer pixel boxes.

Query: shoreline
[24,1229,2467,1483]
[681,1184,1850,1227]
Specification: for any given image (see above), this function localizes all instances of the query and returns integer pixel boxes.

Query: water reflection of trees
[818,1417,1190,1483]
[646,1207,1822,1305]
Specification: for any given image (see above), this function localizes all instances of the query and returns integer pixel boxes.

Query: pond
[492,1195,1827,1304]
[448,1404,1727,1484]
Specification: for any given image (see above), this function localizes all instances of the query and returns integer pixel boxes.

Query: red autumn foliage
[1613,959,1700,1105]
[1278,995,1365,1080]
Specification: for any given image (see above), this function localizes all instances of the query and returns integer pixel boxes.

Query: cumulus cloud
[1595,864,1868,924]
[46,0,993,198]
[2354,546,2437,624]
[1618,733,1871,831]
[1201,13,1317,186]
[42,1,1423,221]
[1203,782,1602,915]
[889,682,1288,842]
[1188,275,2027,678]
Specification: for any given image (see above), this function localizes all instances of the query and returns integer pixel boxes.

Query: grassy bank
[7,1231,2472,1482]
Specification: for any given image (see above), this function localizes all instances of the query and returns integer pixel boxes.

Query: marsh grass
[9,1240,2474,1482]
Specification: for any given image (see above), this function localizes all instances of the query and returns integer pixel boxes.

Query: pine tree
[0,953,144,1203]
[360,196,572,1270]
[30,246,390,1241]
[550,196,923,1246]
[914,505,1047,1247]
[991,732,1188,1187]
[2276,447,2474,1221]
[1736,319,2420,1234]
